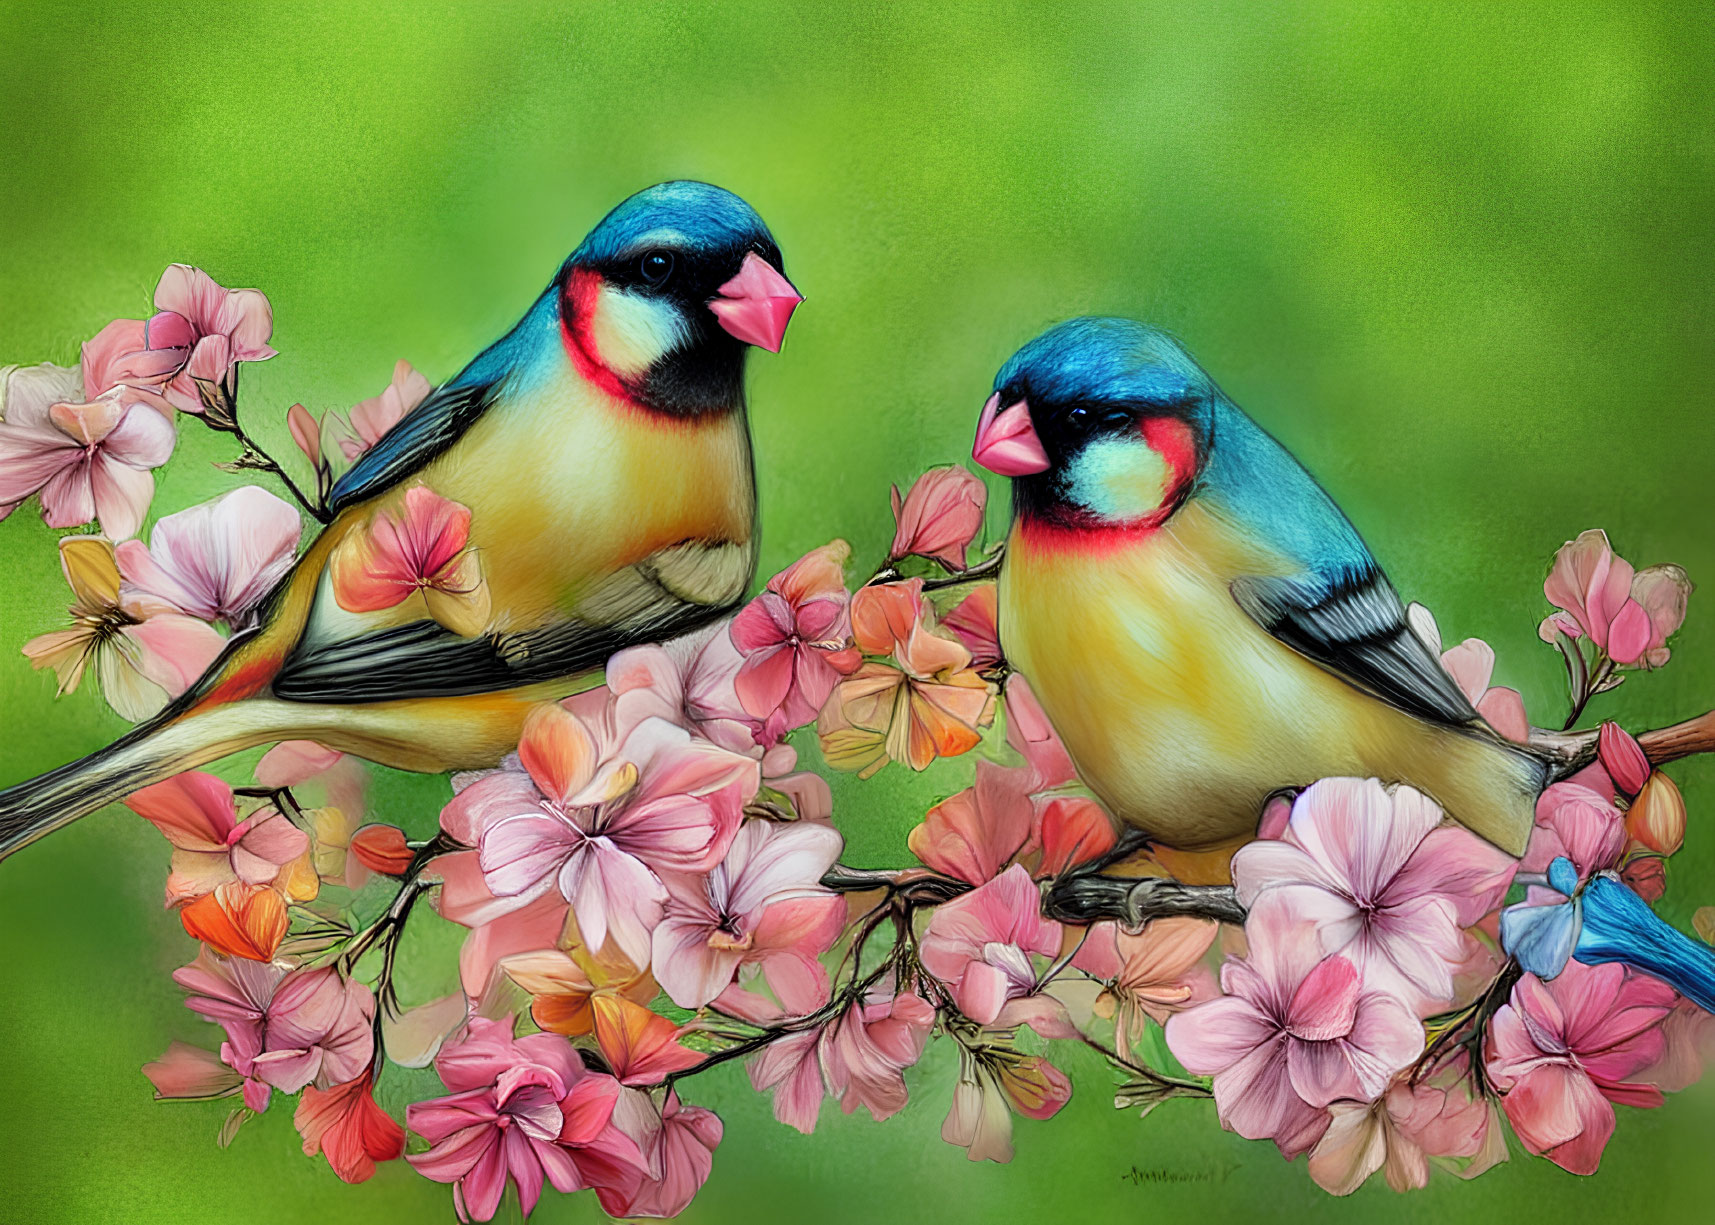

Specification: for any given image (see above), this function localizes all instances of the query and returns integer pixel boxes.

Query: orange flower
[1626,771,1686,856]
[179,880,289,961]
[819,581,995,776]
[330,485,490,636]
[499,925,657,1038]
[590,993,703,1085]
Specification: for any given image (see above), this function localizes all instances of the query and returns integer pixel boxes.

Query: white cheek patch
[589,285,690,377]
[1062,436,1174,520]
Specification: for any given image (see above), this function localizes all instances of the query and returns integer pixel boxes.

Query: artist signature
[1119,1163,1239,1186]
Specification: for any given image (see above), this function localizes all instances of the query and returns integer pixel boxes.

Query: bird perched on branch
[972,317,1547,859]
[0,180,803,859]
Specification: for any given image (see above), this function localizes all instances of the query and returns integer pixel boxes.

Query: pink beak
[708,251,802,353]
[972,394,1050,476]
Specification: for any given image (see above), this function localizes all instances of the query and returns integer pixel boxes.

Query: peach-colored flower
[21,535,223,721]
[818,580,995,776]
[940,582,1002,669]
[889,465,986,569]
[1625,771,1686,856]
[179,880,292,961]
[330,484,490,636]
[1071,917,1219,1054]
[124,770,314,906]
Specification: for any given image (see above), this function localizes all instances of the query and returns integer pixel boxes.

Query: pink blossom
[1231,778,1515,1008]
[0,386,175,538]
[920,864,1074,1037]
[942,1045,1071,1163]
[819,989,937,1121]
[1439,638,1530,743]
[1521,781,1626,882]
[294,1072,405,1184]
[1164,910,1424,1158]
[79,322,184,405]
[889,465,987,569]
[1485,960,1673,1174]
[331,484,490,636]
[747,1027,827,1133]
[125,771,311,906]
[594,1090,723,1219]
[452,702,754,966]
[1537,529,1687,667]
[730,541,861,732]
[331,359,431,459]
[941,582,1002,669]
[149,263,277,414]
[652,819,844,1009]
[143,1040,244,1101]
[1307,1056,1505,1194]
[1070,917,1219,1054]
[116,485,301,628]
[170,950,374,1109]
[1597,722,1652,798]
[408,1017,647,1221]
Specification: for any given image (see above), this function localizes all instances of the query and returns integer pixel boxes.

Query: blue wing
[326,378,498,511]
[326,285,558,512]
[1202,400,1479,728]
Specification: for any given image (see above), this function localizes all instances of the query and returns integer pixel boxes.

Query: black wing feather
[271,600,739,704]
[327,378,499,512]
[1230,568,1478,728]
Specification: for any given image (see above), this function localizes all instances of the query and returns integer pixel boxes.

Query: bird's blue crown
[995,317,1209,408]
[572,181,774,264]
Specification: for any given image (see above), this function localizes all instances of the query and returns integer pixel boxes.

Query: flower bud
[889,465,986,569]
[1597,722,1651,798]
[1625,771,1686,857]
[1620,856,1666,903]
[350,823,414,876]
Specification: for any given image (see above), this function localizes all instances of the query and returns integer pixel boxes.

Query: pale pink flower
[747,1027,827,1133]
[1070,917,1219,1054]
[79,322,184,405]
[889,465,987,569]
[116,485,301,629]
[819,989,937,1122]
[125,770,311,905]
[594,1090,723,1219]
[1307,1055,1505,1194]
[22,535,224,721]
[1439,638,1530,743]
[1521,781,1626,882]
[942,1045,1071,1163]
[1003,674,1076,791]
[1485,960,1673,1174]
[143,1040,245,1101]
[149,263,277,414]
[1164,910,1425,1158]
[456,703,755,967]
[607,623,824,813]
[1537,529,1688,667]
[920,864,1074,1038]
[652,819,844,1009]
[408,1017,647,1221]
[0,386,175,538]
[330,359,431,459]
[1231,779,1515,1008]
[730,541,862,732]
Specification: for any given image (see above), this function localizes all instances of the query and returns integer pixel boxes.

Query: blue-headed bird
[972,317,1547,859]
[0,180,803,858]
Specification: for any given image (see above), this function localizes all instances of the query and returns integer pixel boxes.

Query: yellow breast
[999,502,1482,847]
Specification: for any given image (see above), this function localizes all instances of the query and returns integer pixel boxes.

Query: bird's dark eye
[639,250,674,286]
[1066,406,1090,430]
[1103,410,1132,428]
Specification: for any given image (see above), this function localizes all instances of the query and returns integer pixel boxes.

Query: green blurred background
[3,2,1714,1221]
